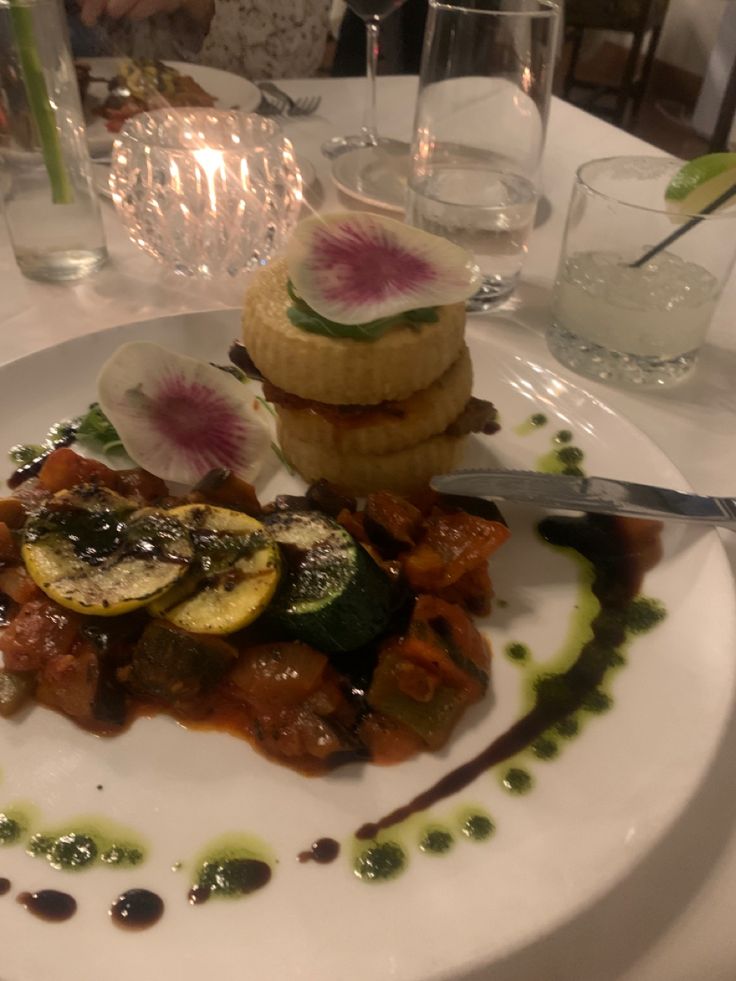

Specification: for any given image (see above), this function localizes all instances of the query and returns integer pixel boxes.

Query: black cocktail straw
[630,181,736,269]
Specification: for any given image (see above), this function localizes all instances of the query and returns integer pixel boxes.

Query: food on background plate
[78,58,216,134]
[0,441,509,774]
[234,213,499,495]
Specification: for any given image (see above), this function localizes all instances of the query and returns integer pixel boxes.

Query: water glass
[406,0,560,310]
[110,110,303,279]
[0,0,108,281]
[548,156,736,388]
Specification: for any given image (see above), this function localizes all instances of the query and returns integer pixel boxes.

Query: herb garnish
[285,280,438,341]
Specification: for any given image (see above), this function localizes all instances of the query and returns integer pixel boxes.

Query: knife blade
[430,470,736,529]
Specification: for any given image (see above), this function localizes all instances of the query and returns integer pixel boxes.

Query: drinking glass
[548,155,736,388]
[406,0,559,310]
[0,0,108,281]
[110,110,302,279]
[323,0,408,158]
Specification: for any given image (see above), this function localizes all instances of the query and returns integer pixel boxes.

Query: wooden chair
[563,0,670,128]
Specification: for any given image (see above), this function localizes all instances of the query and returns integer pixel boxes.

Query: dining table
[1,73,735,981]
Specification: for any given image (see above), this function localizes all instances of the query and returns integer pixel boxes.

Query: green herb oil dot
[27,834,52,857]
[354,842,406,882]
[461,815,495,841]
[531,735,559,760]
[624,597,666,634]
[554,716,579,739]
[531,414,547,427]
[502,768,533,795]
[556,446,584,466]
[48,833,98,870]
[419,829,454,855]
[554,430,573,444]
[101,845,143,866]
[583,689,612,714]
[0,814,20,844]
[505,642,530,663]
[198,857,271,897]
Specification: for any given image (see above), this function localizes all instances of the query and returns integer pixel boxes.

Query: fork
[253,92,284,117]
[258,82,321,117]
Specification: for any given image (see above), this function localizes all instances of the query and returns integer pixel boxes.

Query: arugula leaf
[75,403,124,455]
[285,280,438,342]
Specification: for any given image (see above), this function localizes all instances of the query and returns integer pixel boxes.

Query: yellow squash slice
[150,504,281,635]
[22,486,194,616]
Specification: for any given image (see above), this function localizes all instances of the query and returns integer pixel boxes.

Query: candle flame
[193,147,225,212]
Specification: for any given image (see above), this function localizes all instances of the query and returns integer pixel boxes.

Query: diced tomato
[0,499,26,529]
[403,511,510,591]
[38,447,118,493]
[0,599,80,671]
[336,508,368,543]
[115,468,168,503]
[0,567,41,604]
[229,642,328,711]
[193,470,261,516]
[367,596,489,749]
[364,491,423,550]
[434,563,493,616]
[358,712,424,765]
[0,523,19,565]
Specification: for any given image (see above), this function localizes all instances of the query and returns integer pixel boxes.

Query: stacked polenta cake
[236,213,498,495]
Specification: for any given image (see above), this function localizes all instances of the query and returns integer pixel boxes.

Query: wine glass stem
[362,17,380,146]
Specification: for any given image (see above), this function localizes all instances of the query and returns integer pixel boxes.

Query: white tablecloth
[1,75,735,981]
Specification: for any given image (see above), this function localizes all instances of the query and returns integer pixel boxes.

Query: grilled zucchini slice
[264,511,391,653]
[151,504,280,635]
[22,486,193,616]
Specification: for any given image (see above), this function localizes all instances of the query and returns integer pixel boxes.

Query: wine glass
[322,0,411,211]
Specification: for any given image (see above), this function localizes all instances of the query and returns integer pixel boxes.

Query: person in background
[69,0,213,59]
[201,0,332,79]
[69,0,332,79]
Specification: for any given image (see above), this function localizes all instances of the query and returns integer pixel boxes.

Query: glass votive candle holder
[110,110,303,278]
[547,155,736,388]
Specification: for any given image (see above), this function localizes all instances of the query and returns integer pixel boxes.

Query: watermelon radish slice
[286,212,480,325]
[97,342,270,486]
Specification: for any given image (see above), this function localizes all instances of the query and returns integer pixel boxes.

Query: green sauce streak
[0,813,21,844]
[505,641,530,663]
[461,814,495,841]
[354,842,406,882]
[419,828,454,855]
[502,768,533,795]
[26,818,147,871]
[514,413,548,436]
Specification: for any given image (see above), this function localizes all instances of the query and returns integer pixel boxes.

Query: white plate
[0,312,734,981]
[331,140,410,213]
[92,155,316,201]
[83,58,261,156]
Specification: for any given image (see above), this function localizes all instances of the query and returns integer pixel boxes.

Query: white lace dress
[200,0,332,79]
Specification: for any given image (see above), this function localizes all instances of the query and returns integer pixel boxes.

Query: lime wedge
[665,153,736,215]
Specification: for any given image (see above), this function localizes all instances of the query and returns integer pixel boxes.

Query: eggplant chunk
[125,621,237,706]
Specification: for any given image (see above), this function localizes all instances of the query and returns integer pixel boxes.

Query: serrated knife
[430,470,736,529]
